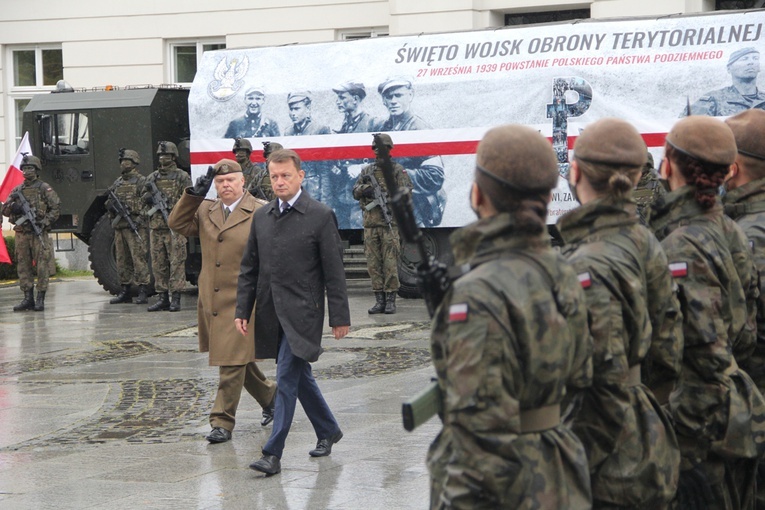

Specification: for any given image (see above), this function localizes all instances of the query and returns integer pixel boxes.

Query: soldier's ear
[568,161,581,186]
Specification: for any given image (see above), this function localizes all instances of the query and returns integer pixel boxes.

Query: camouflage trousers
[114,227,150,286]
[15,231,52,292]
[364,226,400,292]
[149,229,187,293]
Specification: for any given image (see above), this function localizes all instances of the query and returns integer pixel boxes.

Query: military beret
[213,158,242,175]
[332,81,366,99]
[378,77,412,96]
[573,118,647,167]
[728,47,759,66]
[287,91,312,105]
[726,109,765,161]
[666,116,737,166]
[244,86,265,97]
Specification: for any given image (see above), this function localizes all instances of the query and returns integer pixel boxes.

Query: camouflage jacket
[240,159,257,190]
[2,179,60,233]
[650,186,765,462]
[352,160,412,228]
[634,169,666,226]
[724,177,765,390]
[143,164,192,230]
[427,213,593,509]
[247,164,274,201]
[689,85,765,117]
[106,169,147,229]
[559,198,682,506]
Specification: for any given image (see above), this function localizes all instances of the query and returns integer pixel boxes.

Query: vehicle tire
[89,214,154,296]
[397,229,453,299]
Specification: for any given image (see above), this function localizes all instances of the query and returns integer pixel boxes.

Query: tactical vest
[114,176,143,213]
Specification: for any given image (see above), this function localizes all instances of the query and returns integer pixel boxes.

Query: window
[716,0,765,8]
[6,45,63,151]
[169,40,226,85]
[339,28,389,40]
[505,9,590,26]
[39,112,90,157]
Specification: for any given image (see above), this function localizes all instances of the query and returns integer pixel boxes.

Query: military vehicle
[22,85,194,294]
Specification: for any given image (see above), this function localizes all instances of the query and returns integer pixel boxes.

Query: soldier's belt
[627,365,641,386]
[520,404,560,433]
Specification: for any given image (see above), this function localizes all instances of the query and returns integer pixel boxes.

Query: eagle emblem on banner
[207,56,249,102]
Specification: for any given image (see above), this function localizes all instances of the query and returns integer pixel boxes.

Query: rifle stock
[373,132,448,432]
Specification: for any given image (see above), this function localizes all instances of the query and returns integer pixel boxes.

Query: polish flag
[0,132,32,264]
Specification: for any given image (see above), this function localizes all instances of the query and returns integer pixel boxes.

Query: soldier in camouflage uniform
[689,47,765,116]
[142,141,192,312]
[247,141,280,201]
[634,151,666,226]
[2,155,60,312]
[232,138,257,190]
[352,134,412,315]
[649,116,765,510]
[105,148,150,305]
[427,125,593,509]
[721,109,765,509]
[559,118,682,509]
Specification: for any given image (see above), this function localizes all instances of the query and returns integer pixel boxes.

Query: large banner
[189,9,765,229]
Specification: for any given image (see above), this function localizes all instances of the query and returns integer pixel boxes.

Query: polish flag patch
[669,261,688,278]
[449,303,469,323]
[578,272,592,289]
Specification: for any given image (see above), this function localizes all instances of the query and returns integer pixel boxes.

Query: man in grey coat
[235,149,350,476]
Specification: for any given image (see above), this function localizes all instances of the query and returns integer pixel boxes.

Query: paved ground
[0,278,440,509]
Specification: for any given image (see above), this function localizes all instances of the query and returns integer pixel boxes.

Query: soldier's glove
[362,187,375,199]
[676,463,715,510]
[9,202,24,215]
[106,202,118,215]
[190,166,215,196]
[142,192,154,205]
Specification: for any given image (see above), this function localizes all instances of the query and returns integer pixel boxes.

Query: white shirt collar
[222,194,244,214]
[278,188,302,210]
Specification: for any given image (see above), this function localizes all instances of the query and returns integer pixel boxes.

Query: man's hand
[191,166,215,196]
[332,325,349,340]
[362,186,375,199]
[235,318,248,336]
[10,202,23,215]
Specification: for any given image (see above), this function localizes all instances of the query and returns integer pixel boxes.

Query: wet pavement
[0,278,440,509]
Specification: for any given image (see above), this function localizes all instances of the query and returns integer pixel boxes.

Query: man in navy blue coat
[235,148,350,476]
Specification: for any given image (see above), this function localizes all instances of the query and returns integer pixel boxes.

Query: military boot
[147,292,170,312]
[134,285,149,305]
[13,289,35,312]
[169,292,181,312]
[109,284,132,304]
[368,292,386,314]
[384,292,397,314]
[34,291,46,312]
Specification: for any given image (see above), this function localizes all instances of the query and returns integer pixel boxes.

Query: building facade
[0,0,742,175]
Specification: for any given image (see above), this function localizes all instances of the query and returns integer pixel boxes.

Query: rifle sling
[520,404,560,433]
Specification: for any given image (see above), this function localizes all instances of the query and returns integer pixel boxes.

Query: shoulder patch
[577,272,591,289]
[669,261,688,278]
[448,303,468,323]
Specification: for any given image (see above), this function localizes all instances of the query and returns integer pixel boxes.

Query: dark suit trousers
[210,362,276,431]
[263,335,340,458]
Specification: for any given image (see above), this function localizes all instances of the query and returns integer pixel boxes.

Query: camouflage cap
[287,91,312,105]
[574,118,647,167]
[213,158,242,175]
[725,109,765,161]
[332,81,366,99]
[666,116,737,166]
[232,137,253,152]
[378,76,412,96]
[728,47,759,66]
[373,133,393,149]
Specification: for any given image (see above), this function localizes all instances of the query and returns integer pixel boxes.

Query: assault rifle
[107,189,142,243]
[373,132,450,431]
[146,181,171,224]
[363,173,393,229]
[9,190,45,244]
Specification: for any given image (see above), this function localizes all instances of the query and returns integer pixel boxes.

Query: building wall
[0,0,715,175]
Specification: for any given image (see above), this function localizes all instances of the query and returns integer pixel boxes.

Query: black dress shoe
[249,454,281,475]
[261,397,275,427]
[205,427,232,443]
[309,430,343,457]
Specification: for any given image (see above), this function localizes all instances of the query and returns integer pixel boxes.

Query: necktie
[223,207,231,220]
[281,203,291,216]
